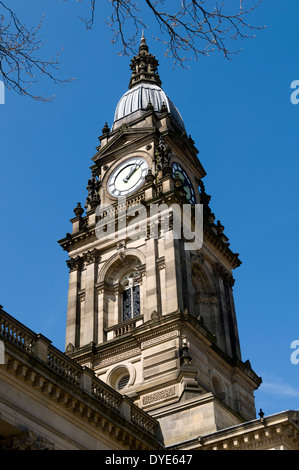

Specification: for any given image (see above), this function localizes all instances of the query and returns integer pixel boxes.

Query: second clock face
[107,157,149,197]
[172,162,195,205]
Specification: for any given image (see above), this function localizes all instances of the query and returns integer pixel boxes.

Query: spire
[129,33,162,89]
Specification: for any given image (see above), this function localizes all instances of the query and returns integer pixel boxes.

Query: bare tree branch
[79,0,264,66]
[0,0,264,101]
[0,1,73,102]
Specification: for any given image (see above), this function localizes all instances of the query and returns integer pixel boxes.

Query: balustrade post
[34,334,52,363]
[120,396,133,423]
[80,366,95,395]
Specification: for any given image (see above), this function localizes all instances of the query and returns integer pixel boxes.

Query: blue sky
[0,0,298,418]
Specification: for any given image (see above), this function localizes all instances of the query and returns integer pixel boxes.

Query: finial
[128,32,161,89]
[146,100,154,111]
[139,29,149,53]
[73,202,84,218]
[258,409,265,420]
[160,102,168,113]
[102,122,110,135]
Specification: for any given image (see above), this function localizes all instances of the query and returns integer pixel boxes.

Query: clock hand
[123,163,140,183]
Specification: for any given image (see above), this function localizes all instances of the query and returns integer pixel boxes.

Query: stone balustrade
[0,309,36,355]
[0,306,159,442]
[92,379,122,414]
[105,316,144,340]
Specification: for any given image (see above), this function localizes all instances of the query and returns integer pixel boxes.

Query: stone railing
[47,348,81,386]
[131,407,157,439]
[0,308,36,355]
[105,316,144,340]
[0,306,159,441]
[92,378,122,414]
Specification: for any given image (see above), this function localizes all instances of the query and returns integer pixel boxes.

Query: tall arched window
[121,272,140,322]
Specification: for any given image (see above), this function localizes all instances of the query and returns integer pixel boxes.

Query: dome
[113,82,185,131]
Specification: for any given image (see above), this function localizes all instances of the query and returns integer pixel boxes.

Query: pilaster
[65,257,82,350]
[82,249,98,345]
[163,231,184,314]
[145,236,160,320]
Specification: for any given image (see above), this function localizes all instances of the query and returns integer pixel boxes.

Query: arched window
[121,272,140,322]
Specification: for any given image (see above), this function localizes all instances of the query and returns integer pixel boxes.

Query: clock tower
[58,34,261,447]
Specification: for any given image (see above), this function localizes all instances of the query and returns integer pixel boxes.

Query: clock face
[107,157,149,197]
[172,162,195,205]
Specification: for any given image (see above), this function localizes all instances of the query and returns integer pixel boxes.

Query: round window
[109,366,131,391]
[117,374,130,390]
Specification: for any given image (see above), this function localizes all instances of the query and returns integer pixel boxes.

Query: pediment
[92,127,157,164]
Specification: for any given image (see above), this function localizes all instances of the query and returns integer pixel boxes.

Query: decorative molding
[142,385,177,407]
[97,348,141,367]
[196,293,218,305]
[98,249,147,284]
[141,331,178,349]
[156,256,165,271]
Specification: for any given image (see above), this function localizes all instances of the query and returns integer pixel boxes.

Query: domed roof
[112,33,185,132]
[113,82,185,131]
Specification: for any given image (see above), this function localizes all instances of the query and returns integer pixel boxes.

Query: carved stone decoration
[65,342,75,354]
[142,386,177,406]
[199,180,211,207]
[85,169,101,210]
[150,310,161,322]
[180,335,192,366]
[66,256,82,272]
[212,262,235,287]
[155,136,171,175]
[212,262,229,280]
[117,241,126,261]
[84,248,99,265]
[2,430,54,450]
